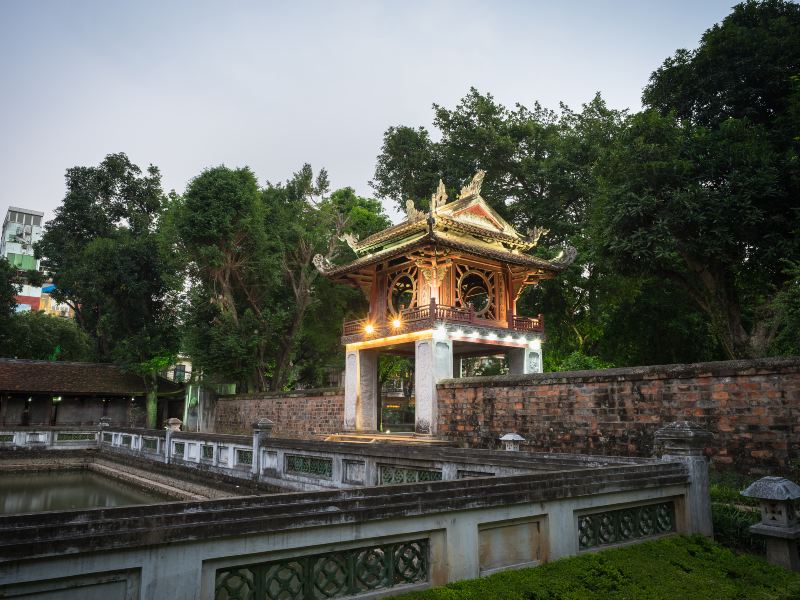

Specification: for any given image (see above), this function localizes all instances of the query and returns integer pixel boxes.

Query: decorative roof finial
[430,179,448,214]
[527,226,549,246]
[405,199,425,222]
[459,170,486,199]
[339,232,359,251]
[312,254,333,274]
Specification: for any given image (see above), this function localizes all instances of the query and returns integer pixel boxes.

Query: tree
[263,176,390,390]
[372,89,718,367]
[175,161,390,392]
[596,0,800,358]
[175,165,280,392]
[2,312,92,361]
[291,187,391,389]
[36,153,181,426]
[0,258,20,349]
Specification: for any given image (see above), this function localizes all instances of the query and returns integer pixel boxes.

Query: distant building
[39,286,75,319]
[1,206,44,312]
[0,359,184,427]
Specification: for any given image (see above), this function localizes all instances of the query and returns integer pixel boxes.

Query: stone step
[323,432,456,445]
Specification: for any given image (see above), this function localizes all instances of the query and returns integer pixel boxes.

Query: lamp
[364,323,374,334]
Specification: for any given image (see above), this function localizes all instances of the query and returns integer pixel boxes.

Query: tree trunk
[145,372,158,428]
[271,294,310,391]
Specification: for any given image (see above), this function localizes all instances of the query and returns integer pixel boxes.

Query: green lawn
[390,536,800,600]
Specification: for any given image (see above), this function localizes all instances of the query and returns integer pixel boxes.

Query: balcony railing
[342,300,544,339]
[513,315,543,331]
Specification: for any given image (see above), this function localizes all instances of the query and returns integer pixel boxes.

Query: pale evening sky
[0,0,736,224]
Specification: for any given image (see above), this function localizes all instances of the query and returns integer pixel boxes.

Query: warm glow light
[392,318,401,328]
[364,323,375,334]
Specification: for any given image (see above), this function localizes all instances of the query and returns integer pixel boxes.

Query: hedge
[390,536,800,600]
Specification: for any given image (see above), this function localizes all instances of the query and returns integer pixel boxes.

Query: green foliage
[390,536,800,600]
[710,472,761,508]
[174,163,390,392]
[0,258,19,348]
[35,153,181,425]
[769,260,800,355]
[0,312,92,361]
[595,0,800,359]
[174,165,278,391]
[374,90,718,368]
[554,351,614,372]
[712,504,765,555]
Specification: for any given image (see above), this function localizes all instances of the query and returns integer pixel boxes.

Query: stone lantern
[741,476,800,571]
[499,432,525,452]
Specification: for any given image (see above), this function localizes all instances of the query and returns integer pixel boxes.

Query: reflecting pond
[0,470,170,513]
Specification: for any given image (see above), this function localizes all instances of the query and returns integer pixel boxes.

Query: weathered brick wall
[438,357,800,473]
[215,388,344,437]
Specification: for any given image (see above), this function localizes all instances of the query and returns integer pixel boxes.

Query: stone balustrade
[0,426,98,449]
[0,421,713,599]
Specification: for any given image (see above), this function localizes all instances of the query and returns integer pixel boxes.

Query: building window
[455,265,497,319]
[174,364,186,383]
[386,265,418,316]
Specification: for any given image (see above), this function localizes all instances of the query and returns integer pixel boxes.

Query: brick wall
[437,357,800,473]
[215,388,344,437]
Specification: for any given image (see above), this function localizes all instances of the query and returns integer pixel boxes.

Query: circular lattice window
[458,270,494,317]
[389,272,416,315]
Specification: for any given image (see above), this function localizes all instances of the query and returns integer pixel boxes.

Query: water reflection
[0,469,169,513]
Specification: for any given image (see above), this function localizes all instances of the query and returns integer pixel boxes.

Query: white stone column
[506,346,543,375]
[344,350,359,431]
[414,335,453,434]
[655,421,714,537]
[344,348,379,432]
[357,349,378,431]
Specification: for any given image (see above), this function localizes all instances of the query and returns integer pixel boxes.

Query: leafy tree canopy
[174,164,390,392]
[596,0,800,358]
[36,153,181,425]
[1,312,92,361]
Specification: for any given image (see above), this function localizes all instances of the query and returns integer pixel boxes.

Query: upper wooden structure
[314,171,576,343]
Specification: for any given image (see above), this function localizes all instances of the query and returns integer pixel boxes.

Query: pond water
[0,469,170,514]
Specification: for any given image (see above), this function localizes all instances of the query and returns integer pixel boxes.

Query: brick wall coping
[439,356,800,388]
[0,461,687,561]
[217,387,343,401]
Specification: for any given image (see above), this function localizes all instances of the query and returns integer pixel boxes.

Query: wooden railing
[342,301,544,337]
[343,318,369,336]
[513,314,544,332]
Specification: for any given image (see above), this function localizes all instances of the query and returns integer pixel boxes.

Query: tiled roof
[0,359,183,396]
[321,231,575,278]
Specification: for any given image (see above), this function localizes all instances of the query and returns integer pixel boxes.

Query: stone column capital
[655,421,712,456]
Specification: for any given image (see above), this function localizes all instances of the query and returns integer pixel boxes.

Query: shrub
[389,536,800,600]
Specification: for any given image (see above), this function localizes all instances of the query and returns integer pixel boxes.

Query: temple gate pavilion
[314,171,576,434]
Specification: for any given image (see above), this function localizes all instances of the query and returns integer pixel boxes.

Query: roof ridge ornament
[405,199,426,223]
[459,170,486,199]
[527,226,549,247]
[312,253,333,274]
[430,179,448,214]
[339,232,359,252]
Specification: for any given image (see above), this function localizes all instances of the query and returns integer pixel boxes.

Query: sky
[0,0,736,225]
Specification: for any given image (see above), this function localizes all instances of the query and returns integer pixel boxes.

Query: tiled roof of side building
[0,358,183,395]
